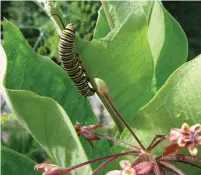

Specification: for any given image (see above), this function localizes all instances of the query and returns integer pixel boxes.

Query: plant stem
[147,154,160,175]
[62,150,140,174]
[90,157,117,175]
[160,154,201,163]
[95,132,141,150]
[80,69,124,132]
[34,0,63,35]
[159,161,185,175]
[95,93,125,132]
[33,31,44,50]
[104,93,145,150]
[146,135,166,152]
[101,0,114,30]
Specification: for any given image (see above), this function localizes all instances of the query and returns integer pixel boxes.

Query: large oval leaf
[1,88,92,173]
[1,146,40,175]
[2,19,95,124]
[148,2,188,91]
[93,1,188,94]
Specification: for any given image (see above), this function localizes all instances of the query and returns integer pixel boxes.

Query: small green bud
[94,78,108,95]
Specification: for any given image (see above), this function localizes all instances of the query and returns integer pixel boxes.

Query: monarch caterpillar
[58,23,95,97]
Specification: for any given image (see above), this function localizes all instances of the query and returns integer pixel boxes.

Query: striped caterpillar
[58,23,95,97]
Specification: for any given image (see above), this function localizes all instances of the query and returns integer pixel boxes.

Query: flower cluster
[106,160,154,175]
[165,123,201,156]
[34,122,201,175]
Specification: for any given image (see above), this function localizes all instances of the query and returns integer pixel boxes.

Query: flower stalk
[64,150,141,174]
[103,93,145,150]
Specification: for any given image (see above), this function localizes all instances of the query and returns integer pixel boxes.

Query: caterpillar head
[66,23,76,31]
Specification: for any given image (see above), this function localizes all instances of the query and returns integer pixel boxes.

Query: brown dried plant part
[74,122,101,148]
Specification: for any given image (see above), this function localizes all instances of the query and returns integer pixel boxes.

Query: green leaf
[77,1,154,122]
[1,20,94,172]
[148,2,188,91]
[1,146,40,175]
[94,1,188,94]
[93,1,150,39]
[2,19,95,124]
[121,55,201,174]
[2,89,92,173]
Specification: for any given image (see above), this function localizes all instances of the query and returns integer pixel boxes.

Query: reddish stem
[159,161,185,175]
[146,135,166,152]
[90,157,117,175]
[62,150,140,174]
[160,154,201,163]
[145,153,161,175]
[95,133,141,150]
[104,94,145,150]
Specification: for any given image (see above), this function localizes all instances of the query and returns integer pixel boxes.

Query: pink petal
[43,172,61,175]
[34,163,61,174]
[134,162,154,174]
[105,170,122,175]
[190,124,201,133]
[34,163,49,171]
[195,135,201,145]
[181,123,190,133]
[43,168,66,175]
[119,160,131,169]
[177,137,186,147]
[167,129,180,141]
[187,145,198,156]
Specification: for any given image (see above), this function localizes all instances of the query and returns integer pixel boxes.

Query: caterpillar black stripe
[58,23,95,97]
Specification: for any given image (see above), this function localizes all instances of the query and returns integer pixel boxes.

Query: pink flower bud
[74,122,101,148]
[34,163,64,175]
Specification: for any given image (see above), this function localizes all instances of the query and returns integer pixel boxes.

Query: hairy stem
[95,133,141,150]
[160,154,201,163]
[33,31,44,50]
[146,135,166,152]
[159,161,185,175]
[34,0,63,35]
[95,93,124,132]
[104,93,145,150]
[101,0,114,30]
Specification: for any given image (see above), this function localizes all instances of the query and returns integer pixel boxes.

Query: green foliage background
[1,1,201,175]
[1,0,101,164]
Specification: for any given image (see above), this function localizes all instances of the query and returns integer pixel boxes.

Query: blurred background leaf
[1,146,41,175]
[1,114,47,163]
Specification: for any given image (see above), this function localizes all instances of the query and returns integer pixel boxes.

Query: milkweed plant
[1,0,201,175]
